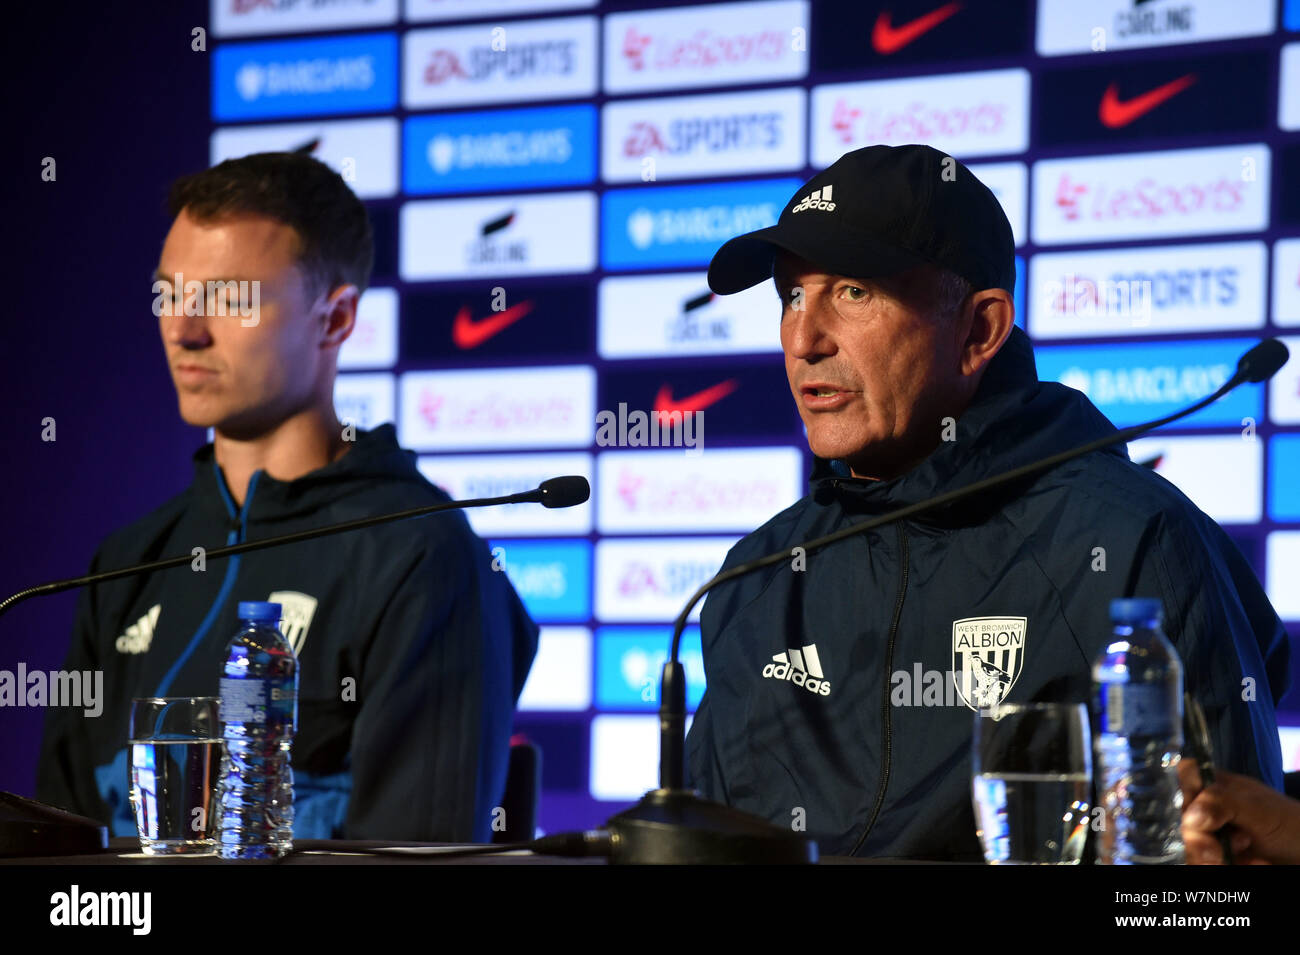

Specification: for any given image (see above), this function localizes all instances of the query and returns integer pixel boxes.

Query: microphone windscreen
[537,476,590,509]
[1237,338,1289,383]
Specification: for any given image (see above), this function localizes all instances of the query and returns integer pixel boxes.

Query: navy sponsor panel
[598,363,798,442]
[401,281,593,362]
[1037,51,1269,148]
[811,0,1031,73]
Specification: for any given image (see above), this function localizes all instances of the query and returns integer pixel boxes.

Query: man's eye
[843,286,866,301]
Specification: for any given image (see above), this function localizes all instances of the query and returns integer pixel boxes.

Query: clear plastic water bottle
[1092,597,1184,864]
[216,601,298,860]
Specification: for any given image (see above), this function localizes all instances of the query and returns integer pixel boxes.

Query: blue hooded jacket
[685,326,1290,859]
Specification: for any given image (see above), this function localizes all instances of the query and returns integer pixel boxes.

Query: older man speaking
[684,144,1290,860]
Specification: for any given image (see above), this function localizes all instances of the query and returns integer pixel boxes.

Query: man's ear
[961,288,1015,379]
[319,284,359,349]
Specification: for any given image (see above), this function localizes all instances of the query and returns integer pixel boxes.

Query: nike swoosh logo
[1098,74,1197,128]
[451,300,535,350]
[653,379,739,416]
[871,2,962,55]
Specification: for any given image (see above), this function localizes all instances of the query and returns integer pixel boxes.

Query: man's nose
[783,297,836,360]
[160,294,213,347]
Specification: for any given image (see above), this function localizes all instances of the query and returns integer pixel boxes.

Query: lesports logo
[762,644,831,696]
[1098,74,1197,128]
[603,1,809,94]
[871,2,963,55]
[951,616,1026,711]
[791,184,835,213]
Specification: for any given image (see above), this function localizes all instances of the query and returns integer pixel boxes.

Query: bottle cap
[237,601,282,623]
[1109,597,1163,624]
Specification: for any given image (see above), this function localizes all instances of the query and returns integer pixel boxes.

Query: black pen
[1185,693,1234,865]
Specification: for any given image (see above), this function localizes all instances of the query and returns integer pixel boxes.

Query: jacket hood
[190,423,429,523]
[811,326,1127,523]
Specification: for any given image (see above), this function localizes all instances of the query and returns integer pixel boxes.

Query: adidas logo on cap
[761,644,831,696]
[791,184,836,214]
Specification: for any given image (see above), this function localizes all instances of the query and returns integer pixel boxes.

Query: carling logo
[213,33,397,120]
[602,87,804,182]
[400,191,596,280]
[401,366,595,451]
[604,0,809,94]
[403,16,597,108]
[1031,144,1270,245]
[596,447,802,533]
[417,452,593,537]
[602,178,800,269]
[1036,0,1276,56]
[812,68,1029,165]
[211,117,398,198]
[598,272,782,359]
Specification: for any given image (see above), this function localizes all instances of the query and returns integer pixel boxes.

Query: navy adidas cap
[707,143,1016,296]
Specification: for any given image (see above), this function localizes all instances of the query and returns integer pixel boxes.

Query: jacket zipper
[850,521,910,856]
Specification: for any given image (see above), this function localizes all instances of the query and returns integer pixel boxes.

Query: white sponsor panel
[340,287,398,369]
[597,447,803,533]
[968,161,1027,249]
[604,0,809,94]
[518,627,592,711]
[1035,0,1275,56]
[595,537,737,622]
[1282,45,1300,132]
[590,714,691,800]
[811,69,1030,167]
[403,16,597,109]
[1268,336,1300,425]
[602,87,805,182]
[1266,532,1300,620]
[400,191,595,280]
[406,0,596,22]
[1031,145,1270,246]
[1028,242,1267,339]
[401,365,595,450]
[1273,239,1300,328]
[1281,726,1300,774]
[211,0,398,37]
[416,452,593,536]
[1126,435,1262,524]
[334,373,395,431]
[598,272,781,359]
[210,117,398,199]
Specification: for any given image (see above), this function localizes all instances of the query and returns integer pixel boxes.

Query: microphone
[0,475,590,620]
[603,337,1288,864]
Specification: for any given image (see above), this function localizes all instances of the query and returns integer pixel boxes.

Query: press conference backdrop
[205,0,1300,834]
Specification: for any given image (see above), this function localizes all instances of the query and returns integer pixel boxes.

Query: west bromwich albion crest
[268,590,317,657]
[952,616,1027,711]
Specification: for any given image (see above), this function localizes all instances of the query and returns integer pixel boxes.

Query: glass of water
[129,697,221,856]
[972,702,1092,864]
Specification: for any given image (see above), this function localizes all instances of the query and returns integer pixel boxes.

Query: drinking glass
[128,697,221,856]
[972,702,1092,864]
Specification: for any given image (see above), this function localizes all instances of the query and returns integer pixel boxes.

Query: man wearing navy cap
[686,144,1290,860]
